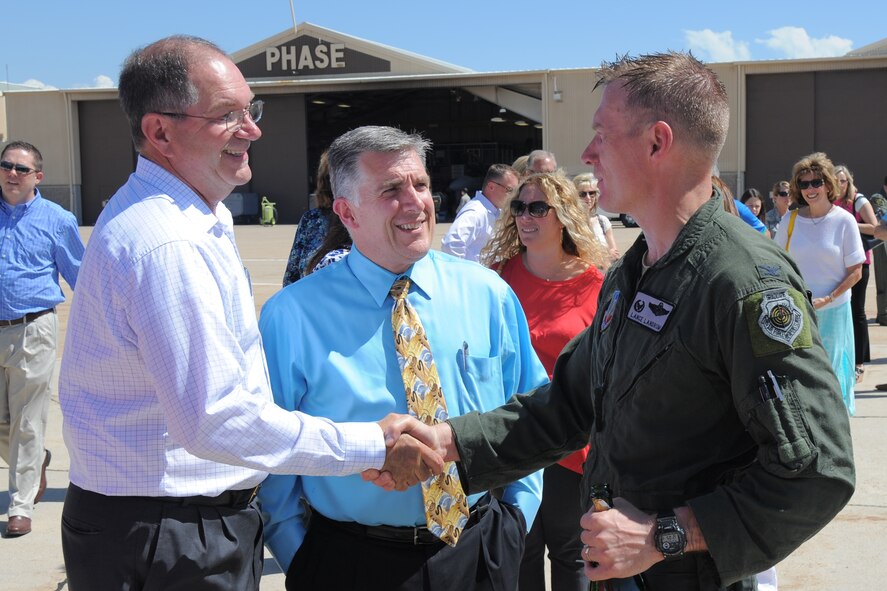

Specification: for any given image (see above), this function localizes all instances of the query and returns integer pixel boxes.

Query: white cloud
[20,78,57,90]
[684,29,751,62]
[757,27,852,59]
[92,75,115,88]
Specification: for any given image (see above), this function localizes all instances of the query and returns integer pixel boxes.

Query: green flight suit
[449,195,855,590]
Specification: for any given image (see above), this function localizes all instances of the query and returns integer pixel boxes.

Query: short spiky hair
[595,51,729,161]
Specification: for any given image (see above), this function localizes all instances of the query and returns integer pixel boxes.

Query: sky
[2,1,884,90]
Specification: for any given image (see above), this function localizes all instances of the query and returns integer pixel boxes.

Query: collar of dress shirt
[346,246,436,307]
[135,156,233,235]
[0,188,40,212]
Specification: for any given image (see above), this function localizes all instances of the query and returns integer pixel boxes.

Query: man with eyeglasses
[0,141,83,538]
[58,37,436,590]
[441,163,518,261]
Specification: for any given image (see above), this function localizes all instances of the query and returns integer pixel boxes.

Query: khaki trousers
[0,311,57,518]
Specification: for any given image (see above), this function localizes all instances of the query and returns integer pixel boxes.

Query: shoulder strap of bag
[785,209,799,252]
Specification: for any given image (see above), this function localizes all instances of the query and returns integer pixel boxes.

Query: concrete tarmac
[2,222,885,590]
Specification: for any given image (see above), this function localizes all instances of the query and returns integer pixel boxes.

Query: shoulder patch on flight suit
[745,287,813,356]
[600,290,620,332]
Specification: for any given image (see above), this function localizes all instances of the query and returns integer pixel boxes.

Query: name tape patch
[627,291,674,333]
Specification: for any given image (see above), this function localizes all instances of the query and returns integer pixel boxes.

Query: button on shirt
[258,247,548,569]
[0,189,83,318]
[60,156,385,498]
[440,191,499,261]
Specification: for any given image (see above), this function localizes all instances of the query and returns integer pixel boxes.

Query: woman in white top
[573,173,619,265]
[775,152,864,415]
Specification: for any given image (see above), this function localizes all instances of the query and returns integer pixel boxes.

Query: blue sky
[3,1,884,89]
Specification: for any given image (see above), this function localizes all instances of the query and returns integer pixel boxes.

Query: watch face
[659,531,682,551]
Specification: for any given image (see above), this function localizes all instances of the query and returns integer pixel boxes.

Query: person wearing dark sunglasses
[775,152,864,416]
[765,180,791,237]
[481,172,606,591]
[833,164,878,385]
[574,172,619,264]
[1,140,84,538]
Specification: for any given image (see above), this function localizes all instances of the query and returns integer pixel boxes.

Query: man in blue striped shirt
[0,140,84,537]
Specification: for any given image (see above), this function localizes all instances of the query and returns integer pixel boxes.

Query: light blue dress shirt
[259,247,548,569]
[0,189,83,318]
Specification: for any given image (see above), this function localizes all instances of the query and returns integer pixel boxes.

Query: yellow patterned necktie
[390,276,470,547]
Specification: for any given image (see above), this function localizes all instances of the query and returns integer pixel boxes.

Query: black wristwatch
[655,510,687,560]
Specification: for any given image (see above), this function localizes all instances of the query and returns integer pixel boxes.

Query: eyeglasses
[777,191,789,197]
[491,180,516,195]
[797,178,825,190]
[510,199,553,218]
[158,100,264,133]
[0,160,38,175]
[838,179,848,184]
[578,190,599,198]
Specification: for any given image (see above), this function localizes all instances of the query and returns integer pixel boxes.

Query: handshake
[362,414,457,491]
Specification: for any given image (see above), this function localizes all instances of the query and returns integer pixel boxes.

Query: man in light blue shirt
[259,126,547,590]
[1,140,83,537]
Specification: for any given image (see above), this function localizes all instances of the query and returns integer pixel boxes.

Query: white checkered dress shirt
[60,157,383,497]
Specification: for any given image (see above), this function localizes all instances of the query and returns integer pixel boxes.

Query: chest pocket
[456,349,503,411]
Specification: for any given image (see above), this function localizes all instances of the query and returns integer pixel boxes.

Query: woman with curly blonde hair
[480,172,606,591]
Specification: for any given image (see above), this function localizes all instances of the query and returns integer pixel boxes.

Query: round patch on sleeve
[745,288,813,357]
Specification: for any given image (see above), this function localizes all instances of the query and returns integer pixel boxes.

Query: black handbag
[861,232,883,252]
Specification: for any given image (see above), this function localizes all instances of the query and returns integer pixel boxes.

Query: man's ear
[648,121,674,158]
[141,113,175,157]
[333,197,358,230]
[34,170,44,186]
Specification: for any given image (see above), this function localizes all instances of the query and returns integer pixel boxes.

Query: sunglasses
[0,160,38,175]
[797,179,825,190]
[578,190,599,198]
[510,200,553,218]
[777,191,789,197]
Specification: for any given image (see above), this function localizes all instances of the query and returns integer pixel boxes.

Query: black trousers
[850,263,871,364]
[61,483,263,591]
[286,494,526,591]
[520,463,586,591]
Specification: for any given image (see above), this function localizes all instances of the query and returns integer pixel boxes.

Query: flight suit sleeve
[687,280,855,585]
[449,326,596,493]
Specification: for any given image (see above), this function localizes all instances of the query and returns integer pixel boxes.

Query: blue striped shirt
[0,189,83,319]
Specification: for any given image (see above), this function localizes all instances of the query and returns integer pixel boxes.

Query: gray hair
[527,149,557,170]
[327,126,431,203]
[118,35,225,150]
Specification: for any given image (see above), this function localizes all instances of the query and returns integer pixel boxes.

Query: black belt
[310,493,490,545]
[154,486,260,510]
[0,308,55,327]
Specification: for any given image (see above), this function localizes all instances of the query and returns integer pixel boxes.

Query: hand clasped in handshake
[363,414,455,491]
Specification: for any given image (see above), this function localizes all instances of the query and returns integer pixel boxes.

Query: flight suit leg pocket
[742,375,816,477]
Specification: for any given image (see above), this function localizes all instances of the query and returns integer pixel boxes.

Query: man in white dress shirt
[441,163,518,261]
[58,35,436,590]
